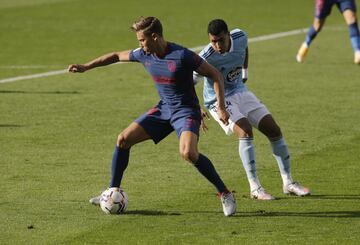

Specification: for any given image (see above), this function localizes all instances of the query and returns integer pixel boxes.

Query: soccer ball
[100,188,128,214]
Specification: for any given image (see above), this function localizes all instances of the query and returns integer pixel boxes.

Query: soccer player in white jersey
[194,19,310,200]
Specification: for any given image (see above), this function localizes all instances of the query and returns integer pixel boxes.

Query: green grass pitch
[1,0,360,244]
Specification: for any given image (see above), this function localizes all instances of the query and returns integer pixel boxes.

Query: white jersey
[197,29,248,108]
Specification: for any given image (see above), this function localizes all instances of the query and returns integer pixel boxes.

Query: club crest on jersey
[226,66,242,82]
[167,60,176,72]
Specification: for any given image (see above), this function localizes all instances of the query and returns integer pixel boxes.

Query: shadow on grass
[124,210,182,216]
[276,194,360,200]
[0,124,24,128]
[0,90,80,94]
[307,194,360,200]
[179,210,360,218]
[234,210,360,218]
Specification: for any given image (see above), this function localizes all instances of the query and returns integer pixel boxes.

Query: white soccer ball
[100,188,128,214]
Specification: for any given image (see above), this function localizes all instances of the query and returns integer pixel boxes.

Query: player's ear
[152,33,159,41]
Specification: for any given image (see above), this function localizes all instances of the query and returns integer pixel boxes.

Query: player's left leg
[297,0,330,62]
[208,95,273,200]
[297,18,326,63]
[257,115,310,196]
[257,115,293,185]
[341,6,360,64]
[179,130,236,216]
[179,130,228,193]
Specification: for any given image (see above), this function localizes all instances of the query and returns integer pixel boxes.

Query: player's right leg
[110,122,152,187]
[89,122,152,205]
[233,121,275,201]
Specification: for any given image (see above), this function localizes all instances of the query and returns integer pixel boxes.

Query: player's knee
[180,149,198,163]
[313,19,324,32]
[343,10,357,24]
[266,125,282,139]
[315,25,323,32]
[234,121,253,138]
[116,133,131,149]
[241,126,253,138]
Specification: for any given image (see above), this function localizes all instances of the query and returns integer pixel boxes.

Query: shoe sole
[283,191,311,197]
[89,199,100,206]
[250,195,275,200]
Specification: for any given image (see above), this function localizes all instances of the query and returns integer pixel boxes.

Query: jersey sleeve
[129,48,142,62]
[183,48,204,71]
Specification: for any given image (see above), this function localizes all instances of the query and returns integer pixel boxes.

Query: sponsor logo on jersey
[226,66,242,82]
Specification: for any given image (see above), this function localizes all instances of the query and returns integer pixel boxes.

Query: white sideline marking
[192,28,308,52]
[0,65,63,69]
[0,69,68,84]
[0,28,308,84]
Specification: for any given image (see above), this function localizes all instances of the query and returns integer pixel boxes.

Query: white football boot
[296,42,309,63]
[219,191,236,216]
[283,182,310,196]
[250,187,275,200]
[354,51,360,65]
[89,195,101,206]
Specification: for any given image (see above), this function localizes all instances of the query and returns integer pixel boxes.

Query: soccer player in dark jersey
[68,16,236,216]
[296,0,360,64]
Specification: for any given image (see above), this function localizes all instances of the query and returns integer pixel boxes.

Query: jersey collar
[229,35,234,53]
[219,35,234,56]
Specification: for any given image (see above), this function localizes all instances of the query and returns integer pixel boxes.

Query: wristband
[242,68,248,79]
[242,68,248,83]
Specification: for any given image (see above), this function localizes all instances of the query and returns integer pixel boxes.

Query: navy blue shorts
[315,0,356,19]
[134,101,201,144]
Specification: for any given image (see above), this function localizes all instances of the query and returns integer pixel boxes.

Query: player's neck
[223,36,231,53]
[226,38,231,52]
[154,39,168,58]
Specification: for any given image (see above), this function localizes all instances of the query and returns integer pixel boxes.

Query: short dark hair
[207,19,229,35]
[131,16,163,37]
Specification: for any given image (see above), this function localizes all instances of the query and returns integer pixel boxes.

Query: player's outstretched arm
[195,61,229,125]
[68,50,131,73]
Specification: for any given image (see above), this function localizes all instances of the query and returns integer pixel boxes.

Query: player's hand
[217,107,229,126]
[200,108,210,132]
[68,64,87,73]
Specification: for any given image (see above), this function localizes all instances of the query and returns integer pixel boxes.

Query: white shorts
[208,91,270,135]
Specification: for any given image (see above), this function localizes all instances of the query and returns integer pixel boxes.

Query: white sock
[248,178,261,192]
[270,137,293,186]
[239,138,261,191]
